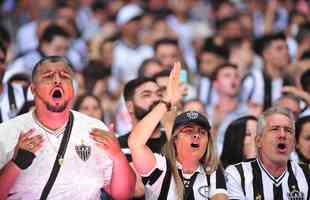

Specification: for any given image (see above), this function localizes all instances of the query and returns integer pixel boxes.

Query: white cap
[116,4,143,27]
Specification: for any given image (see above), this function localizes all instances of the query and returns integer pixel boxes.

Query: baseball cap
[172,111,211,135]
[116,4,143,27]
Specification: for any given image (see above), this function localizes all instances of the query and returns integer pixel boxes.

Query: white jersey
[141,153,228,200]
[225,159,310,200]
[0,110,113,200]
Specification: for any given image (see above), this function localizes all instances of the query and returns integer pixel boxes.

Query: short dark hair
[39,24,70,44]
[123,77,156,101]
[32,56,74,81]
[91,0,107,12]
[152,69,171,80]
[82,60,111,92]
[153,38,179,52]
[73,93,102,111]
[0,40,7,58]
[296,22,310,44]
[215,14,239,30]
[211,62,238,81]
[300,68,310,93]
[138,57,162,77]
[254,32,286,55]
[0,24,10,48]
[200,38,229,59]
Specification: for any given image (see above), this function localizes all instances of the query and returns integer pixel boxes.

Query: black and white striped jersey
[141,153,228,200]
[225,159,310,200]
[118,131,166,162]
[0,83,29,122]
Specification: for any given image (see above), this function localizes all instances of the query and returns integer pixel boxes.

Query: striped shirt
[0,83,29,122]
[118,130,166,162]
[141,153,228,200]
[225,159,310,200]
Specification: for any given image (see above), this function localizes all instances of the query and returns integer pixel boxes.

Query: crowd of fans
[0,0,310,198]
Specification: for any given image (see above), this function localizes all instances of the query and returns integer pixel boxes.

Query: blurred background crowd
[0,0,310,166]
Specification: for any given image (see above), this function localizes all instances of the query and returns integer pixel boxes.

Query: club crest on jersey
[198,185,208,197]
[75,140,91,161]
[255,194,262,200]
[287,186,304,200]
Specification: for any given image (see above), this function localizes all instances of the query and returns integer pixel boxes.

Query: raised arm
[128,62,182,175]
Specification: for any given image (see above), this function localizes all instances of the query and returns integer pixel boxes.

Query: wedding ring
[28,143,34,149]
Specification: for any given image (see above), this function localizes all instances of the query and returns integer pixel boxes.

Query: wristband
[12,149,36,170]
[159,100,172,111]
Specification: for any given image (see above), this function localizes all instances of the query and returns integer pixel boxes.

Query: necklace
[32,111,67,138]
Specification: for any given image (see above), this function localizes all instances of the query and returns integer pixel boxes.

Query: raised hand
[90,128,123,161]
[164,62,182,106]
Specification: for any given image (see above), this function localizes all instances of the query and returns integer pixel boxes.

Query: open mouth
[191,143,200,148]
[52,89,62,99]
[277,143,287,152]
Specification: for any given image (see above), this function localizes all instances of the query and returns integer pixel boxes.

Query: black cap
[172,111,211,135]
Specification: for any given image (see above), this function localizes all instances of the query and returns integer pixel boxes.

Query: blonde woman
[128,63,228,200]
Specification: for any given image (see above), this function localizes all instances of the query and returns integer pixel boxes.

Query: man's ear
[30,83,36,96]
[126,101,134,114]
[255,135,262,148]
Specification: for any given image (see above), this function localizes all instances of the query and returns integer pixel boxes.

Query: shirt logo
[287,186,304,200]
[75,140,91,161]
[198,185,208,197]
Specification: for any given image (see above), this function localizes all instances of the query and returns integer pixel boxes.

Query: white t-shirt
[0,110,113,200]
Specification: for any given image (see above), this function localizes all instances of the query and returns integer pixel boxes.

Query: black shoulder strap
[158,158,172,199]
[235,163,246,196]
[263,71,272,110]
[39,112,74,200]
[251,160,265,200]
[8,83,17,112]
[22,86,28,100]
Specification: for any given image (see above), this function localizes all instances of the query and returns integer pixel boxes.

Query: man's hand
[12,129,44,170]
[90,128,123,161]
[14,129,44,154]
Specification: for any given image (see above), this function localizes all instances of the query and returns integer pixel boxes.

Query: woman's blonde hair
[162,128,220,200]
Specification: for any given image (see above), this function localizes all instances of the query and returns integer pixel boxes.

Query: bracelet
[12,149,36,170]
[159,100,172,111]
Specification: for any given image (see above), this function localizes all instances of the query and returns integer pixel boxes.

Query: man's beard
[134,101,159,120]
[46,101,68,112]
[134,102,161,130]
